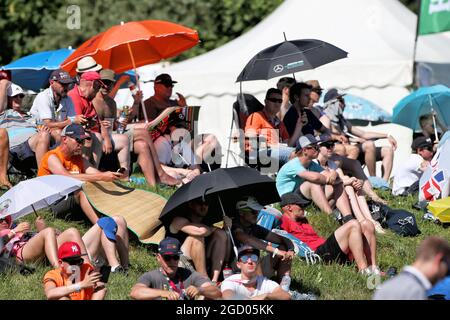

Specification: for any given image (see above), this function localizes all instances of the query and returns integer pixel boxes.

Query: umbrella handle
[125,38,149,123]
[431,108,439,143]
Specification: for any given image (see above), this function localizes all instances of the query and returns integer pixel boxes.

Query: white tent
[155,0,449,167]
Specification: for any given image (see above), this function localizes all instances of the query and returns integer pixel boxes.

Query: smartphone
[117,167,126,174]
[99,265,111,283]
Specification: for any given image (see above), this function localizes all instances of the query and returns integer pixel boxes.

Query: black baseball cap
[151,73,177,85]
[237,245,260,259]
[158,237,183,256]
[280,192,311,207]
[49,69,74,84]
[323,88,346,103]
[61,124,90,140]
[411,136,433,150]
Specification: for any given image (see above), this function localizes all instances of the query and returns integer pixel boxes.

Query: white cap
[236,196,264,211]
[7,83,24,97]
[76,56,102,73]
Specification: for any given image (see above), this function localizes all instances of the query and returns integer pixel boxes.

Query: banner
[419,0,450,35]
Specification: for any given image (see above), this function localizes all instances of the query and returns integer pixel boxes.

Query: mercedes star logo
[273,64,284,73]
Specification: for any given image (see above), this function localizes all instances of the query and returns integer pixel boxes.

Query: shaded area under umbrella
[159,167,280,227]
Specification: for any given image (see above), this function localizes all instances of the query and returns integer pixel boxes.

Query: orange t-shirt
[43,263,94,300]
[38,146,84,176]
[245,111,289,149]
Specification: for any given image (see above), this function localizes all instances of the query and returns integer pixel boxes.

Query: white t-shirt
[221,274,279,299]
[392,154,425,196]
[30,87,76,121]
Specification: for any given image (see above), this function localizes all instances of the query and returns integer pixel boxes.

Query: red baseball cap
[80,71,102,81]
[58,241,85,260]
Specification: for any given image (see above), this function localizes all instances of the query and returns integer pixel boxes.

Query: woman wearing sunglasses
[221,245,290,300]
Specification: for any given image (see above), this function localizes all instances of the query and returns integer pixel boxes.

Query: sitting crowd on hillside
[1,56,449,301]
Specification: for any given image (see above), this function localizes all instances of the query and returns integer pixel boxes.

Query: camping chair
[256,207,321,265]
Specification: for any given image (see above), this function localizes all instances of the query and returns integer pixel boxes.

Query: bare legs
[0,128,12,188]
[27,130,50,168]
[111,133,130,176]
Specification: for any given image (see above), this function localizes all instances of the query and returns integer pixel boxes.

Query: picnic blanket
[82,181,166,245]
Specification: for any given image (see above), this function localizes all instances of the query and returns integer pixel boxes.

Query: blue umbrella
[1,48,74,92]
[319,92,392,122]
[392,85,450,131]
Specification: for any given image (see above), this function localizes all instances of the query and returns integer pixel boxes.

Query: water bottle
[117,106,129,134]
[280,274,291,292]
[222,264,233,280]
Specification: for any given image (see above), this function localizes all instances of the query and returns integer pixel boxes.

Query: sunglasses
[305,145,319,151]
[160,83,174,88]
[312,88,323,95]
[239,254,259,264]
[162,255,180,262]
[267,97,282,104]
[0,218,8,223]
[63,258,84,266]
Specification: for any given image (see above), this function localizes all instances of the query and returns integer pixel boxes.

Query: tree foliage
[0,0,419,66]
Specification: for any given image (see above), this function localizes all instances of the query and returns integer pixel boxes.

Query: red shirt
[280,214,325,251]
[68,85,100,133]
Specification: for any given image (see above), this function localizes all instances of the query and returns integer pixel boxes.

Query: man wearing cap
[279,192,380,275]
[43,241,106,300]
[38,124,124,224]
[92,69,131,176]
[142,73,186,121]
[30,69,87,143]
[68,70,109,168]
[232,196,295,283]
[92,69,179,186]
[322,88,397,182]
[221,245,290,300]
[374,236,450,300]
[130,237,221,300]
[0,79,51,174]
[153,111,201,183]
[276,134,354,220]
[392,136,435,196]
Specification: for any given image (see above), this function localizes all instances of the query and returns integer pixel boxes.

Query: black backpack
[383,209,421,237]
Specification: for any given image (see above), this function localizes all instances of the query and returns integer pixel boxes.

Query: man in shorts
[279,192,380,275]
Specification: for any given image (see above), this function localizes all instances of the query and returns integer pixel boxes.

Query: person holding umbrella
[167,197,232,284]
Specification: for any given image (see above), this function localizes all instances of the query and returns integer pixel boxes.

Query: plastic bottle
[117,106,129,134]
[128,176,146,185]
[162,283,169,300]
[280,274,291,292]
[222,264,233,280]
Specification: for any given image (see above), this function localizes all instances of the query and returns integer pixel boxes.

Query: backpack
[383,209,421,237]
[0,256,34,276]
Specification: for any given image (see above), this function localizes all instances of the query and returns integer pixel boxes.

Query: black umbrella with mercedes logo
[236,38,347,82]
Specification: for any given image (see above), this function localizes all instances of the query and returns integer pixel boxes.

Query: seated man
[43,241,106,300]
[0,80,51,174]
[221,245,290,300]
[275,134,354,220]
[167,198,231,283]
[38,123,124,224]
[153,111,201,184]
[244,88,297,168]
[279,192,380,275]
[232,196,295,283]
[30,69,87,143]
[321,89,397,181]
[130,237,221,300]
[392,137,435,196]
[413,113,447,150]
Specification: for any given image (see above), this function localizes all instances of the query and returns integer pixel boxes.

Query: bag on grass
[383,209,421,237]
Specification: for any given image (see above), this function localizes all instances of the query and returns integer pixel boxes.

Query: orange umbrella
[61,20,199,122]
[61,20,199,75]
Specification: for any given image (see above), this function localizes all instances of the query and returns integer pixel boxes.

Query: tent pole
[217,195,239,259]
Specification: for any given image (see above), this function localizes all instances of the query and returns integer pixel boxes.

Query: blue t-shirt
[276,158,323,196]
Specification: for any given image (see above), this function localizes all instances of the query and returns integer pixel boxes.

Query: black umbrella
[159,166,279,226]
[236,39,348,82]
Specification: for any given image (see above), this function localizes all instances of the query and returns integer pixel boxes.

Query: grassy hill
[1,180,449,300]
